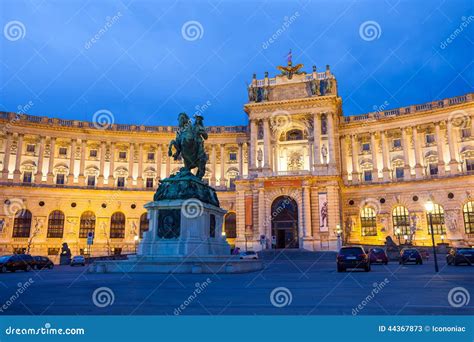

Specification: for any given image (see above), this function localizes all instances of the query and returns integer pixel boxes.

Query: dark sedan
[337,246,371,272]
[447,248,474,266]
[399,248,423,265]
[33,256,54,269]
[0,254,35,272]
[368,248,388,265]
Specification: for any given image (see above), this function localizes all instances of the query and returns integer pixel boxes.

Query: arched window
[79,211,95,238]
[464,201,474,233]
[110,212,125,238]
[12,209,32,238]
[392,206,410,235]
[139,213,149,238]
[285,129,303,141]
[47,210,64,238]
[224,212,236,238]
[360,207,377,236]
[426,203,445,235]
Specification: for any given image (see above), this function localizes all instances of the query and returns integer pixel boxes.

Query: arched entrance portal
[271,196,299,249]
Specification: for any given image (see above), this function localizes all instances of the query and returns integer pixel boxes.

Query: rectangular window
[395,167,404,179]
[112,248,122,256]
[147,152,155,161]
[229,152,237,161]
[56,174,65,185]
[58,147,67,156]
[117,177,125,188]
[89,149,97,158]
[119,151,127,159]
[393,139,401,149]
[146,177,154,189]
[23,172,32,183]
[26,144,35,153]
[429,163,438,175]
[467,159,474,172]
[48,248,60,256]
[87,175,95,186]
[364,170,372,182]
[425,134,435,144]
[461,128,472,139]
[362,143,370,152]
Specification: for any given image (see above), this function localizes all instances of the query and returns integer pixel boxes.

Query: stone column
[46,137,56,183]
[2,132,12,180]
[35,136,45,184]
[258,188,266,238]
[137,143,144,188]
[249,119,257,170]
[220,144,226,187]
[401,128,411,180]
[370,132,378,181]
[107,142,115,186]
[434,122,445,176]
[327,112,335,167]
[263,119,271,170]
[340,136,348,183]
[446,120,459,174]
[307,142,313,172]
[313,113,321,167]
[156,145,162,181]
[412,126,423,179]
[13,134,23,182]
[350,134,359,183]
[381,131,390,181]
[303,186,312,238]
[67,139,76,185]
[237,143,243,176]
[97,141,106,186]
[211,144,216,186]
[78,139,86,185]
[127,143,134,186]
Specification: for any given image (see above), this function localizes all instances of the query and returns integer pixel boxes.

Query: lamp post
[336,224,342,250]
[134,235,139,254]
[395,228,401,246]
[424,200,439,273]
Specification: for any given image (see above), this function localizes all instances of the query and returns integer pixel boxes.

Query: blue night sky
[0,0,473,126]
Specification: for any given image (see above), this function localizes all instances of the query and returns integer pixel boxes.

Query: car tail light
[359,254,367,259]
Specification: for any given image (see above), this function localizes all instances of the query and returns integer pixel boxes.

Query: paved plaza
[0,251,472,316]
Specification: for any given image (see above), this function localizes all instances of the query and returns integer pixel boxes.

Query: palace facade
[0,64,473,259]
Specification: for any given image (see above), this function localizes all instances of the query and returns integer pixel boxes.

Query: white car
[239,251,258,260]
[70,255,86,266]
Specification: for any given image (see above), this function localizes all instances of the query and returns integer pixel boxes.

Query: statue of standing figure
[310,78,319,96]
[321,144,328,164]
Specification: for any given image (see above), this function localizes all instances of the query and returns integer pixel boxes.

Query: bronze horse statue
[168,112,208,179]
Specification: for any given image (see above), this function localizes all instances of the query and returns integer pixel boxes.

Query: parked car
[447,248,474,266]
[337,246,371,272]
[368,248,389,265]
[0,254,35,272]
[33,256,54,270]
[70,255,86,266]
[239,251,258,260]
[399,248,423,265]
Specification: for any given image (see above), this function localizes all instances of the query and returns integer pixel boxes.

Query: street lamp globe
[134,235,139,241]
[395,228,401,235]
[424,200,434,213]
